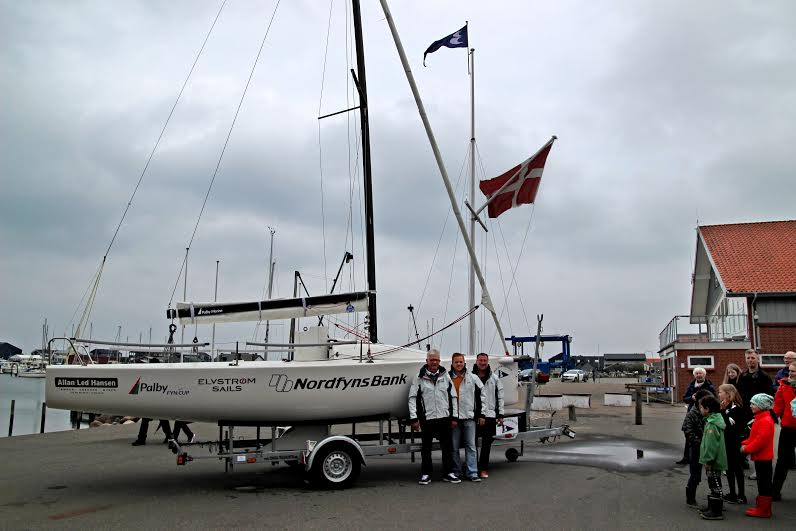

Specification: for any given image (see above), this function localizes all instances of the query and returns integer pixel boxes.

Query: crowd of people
[680,349,796,520]
[408,349,505,485]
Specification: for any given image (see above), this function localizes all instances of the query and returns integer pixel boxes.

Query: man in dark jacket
[737,349,774,414]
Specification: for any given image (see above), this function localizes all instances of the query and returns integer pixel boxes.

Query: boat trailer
[167,409,574,489]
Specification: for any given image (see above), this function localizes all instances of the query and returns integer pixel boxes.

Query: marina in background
[0,374,71,437]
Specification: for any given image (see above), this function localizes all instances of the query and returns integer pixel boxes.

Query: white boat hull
[46,344,429,423]
[45,345,518,423]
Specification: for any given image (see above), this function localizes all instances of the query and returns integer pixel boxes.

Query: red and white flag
[478,137,555,219]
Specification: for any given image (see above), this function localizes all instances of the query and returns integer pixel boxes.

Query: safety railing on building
[659,314,748,351]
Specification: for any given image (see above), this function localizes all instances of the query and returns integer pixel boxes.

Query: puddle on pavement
[519,435,676,473]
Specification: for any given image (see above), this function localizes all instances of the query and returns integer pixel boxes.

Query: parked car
[519,368,550,383]
[561,369,587,382]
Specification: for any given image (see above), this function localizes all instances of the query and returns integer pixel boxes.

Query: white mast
[467,45,476,358]
[380,0,510,355]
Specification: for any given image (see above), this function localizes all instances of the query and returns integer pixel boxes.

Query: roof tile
[700,220,796,294]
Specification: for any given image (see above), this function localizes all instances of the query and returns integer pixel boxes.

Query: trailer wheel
[505,448,520,462]
[311,442,360,489]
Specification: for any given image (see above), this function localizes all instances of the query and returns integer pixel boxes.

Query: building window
[687,355,715,369]
[760,354,785,368]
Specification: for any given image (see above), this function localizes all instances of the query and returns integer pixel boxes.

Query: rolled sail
[166,291,370,325]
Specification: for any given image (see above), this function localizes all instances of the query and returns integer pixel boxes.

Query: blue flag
[423,25,468,66]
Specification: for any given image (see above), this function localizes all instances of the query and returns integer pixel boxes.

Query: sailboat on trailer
[45,0,519,425]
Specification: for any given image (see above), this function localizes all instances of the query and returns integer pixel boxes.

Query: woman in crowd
[718,383,746,504]
[723,363,742,387]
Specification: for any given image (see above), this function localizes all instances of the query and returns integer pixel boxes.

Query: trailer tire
[505,448,519,462]
[311,442,360,489]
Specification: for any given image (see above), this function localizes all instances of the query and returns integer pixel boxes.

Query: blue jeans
[452,419,477,478]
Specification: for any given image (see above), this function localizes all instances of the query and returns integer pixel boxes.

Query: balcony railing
[659,314,748,351]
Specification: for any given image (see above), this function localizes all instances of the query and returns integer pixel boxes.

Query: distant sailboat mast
[264,227,275,344]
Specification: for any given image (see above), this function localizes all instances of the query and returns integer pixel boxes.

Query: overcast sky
[2,0,794,360]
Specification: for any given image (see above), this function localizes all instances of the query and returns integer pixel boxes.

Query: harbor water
[0,374,72,437]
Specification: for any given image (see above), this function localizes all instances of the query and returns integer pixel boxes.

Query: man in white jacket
[450,352,486,482]
[474,352,505,478]
[408,349,460,485]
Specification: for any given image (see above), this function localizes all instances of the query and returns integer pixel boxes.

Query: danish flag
[479,137,556,219]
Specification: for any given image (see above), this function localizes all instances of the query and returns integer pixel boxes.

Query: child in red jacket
[741,393,775,518]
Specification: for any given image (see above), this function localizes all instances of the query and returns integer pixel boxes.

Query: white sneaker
[443,473,461,484]
[418,475,431,485]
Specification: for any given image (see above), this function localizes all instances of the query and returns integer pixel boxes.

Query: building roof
[700,220,796,295]
[0,342,22,358]
[603,353,646,361]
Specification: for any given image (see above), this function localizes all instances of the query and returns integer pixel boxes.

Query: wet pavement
[518,434,678,473]
[2,381,794,529]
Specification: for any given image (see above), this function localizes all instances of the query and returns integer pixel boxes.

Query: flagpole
[468,45,476,358]
[380,0,511,355]
[475,135,556,216]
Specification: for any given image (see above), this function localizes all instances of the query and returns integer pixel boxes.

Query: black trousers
[725,439,745,497]
[477,418,497,472]
[136,418,172,441]
[419,418,454,477]
[173,421,194,441]
[686,441,703,491]
[680,433,690,462]
[773,426,796,494]
[754,460,773,497]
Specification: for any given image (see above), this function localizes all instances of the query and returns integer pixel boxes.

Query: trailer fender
[306,436,366,470]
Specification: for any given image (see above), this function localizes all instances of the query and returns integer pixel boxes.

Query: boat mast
[352,0,378,344]
[468,46,476,358]
[379,0,511,355]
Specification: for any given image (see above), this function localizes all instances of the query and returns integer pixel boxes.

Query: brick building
[659,220,796,401]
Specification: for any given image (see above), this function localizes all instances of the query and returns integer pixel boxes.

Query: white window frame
[687,355,715,370]
[760,354,784,368]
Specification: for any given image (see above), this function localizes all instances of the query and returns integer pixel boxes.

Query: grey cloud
[2,1,795,358]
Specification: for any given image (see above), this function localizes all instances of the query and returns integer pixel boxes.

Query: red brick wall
[672,347,776,402]
[759,324,796,353]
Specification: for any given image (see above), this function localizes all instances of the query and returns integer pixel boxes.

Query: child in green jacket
[698,395,727,520]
